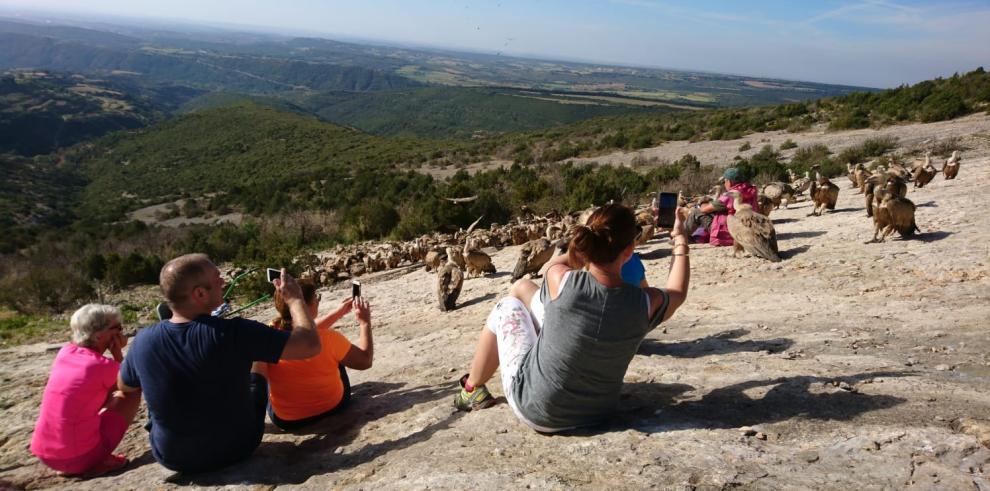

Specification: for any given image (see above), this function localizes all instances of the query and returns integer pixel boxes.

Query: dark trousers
[267,364,352,431]
[684,206,714,236]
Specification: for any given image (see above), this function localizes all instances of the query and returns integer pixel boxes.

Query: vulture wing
[437,263,464,311]
[728,209,781,262]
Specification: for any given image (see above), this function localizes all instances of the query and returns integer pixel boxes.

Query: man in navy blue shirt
[118,253,321,473]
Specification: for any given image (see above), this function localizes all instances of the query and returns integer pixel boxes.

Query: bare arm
[648,207,690,321]
[340,297,373,370]
[316,298,353,330]
[699,200,727,214]
[276,269,321,360]
[117,372,140,393]
[544,249,585,301]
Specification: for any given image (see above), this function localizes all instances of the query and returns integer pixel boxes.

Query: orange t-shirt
[268,327,353,421]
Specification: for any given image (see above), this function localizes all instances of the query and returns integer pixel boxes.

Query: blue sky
[2,0,988,87]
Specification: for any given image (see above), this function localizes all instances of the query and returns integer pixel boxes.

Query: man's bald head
[160,253,214,308]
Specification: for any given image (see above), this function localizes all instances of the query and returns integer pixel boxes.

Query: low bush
[837,136,898,165]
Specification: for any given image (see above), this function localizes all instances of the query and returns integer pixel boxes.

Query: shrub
[738,142,752,152]
[342,200,400,241]
[644,164,682,186]
[929,137,966,158]
[736,145,788,182]
[918,91,968,122]
[676,154,701,170]
[9,267,93,314]
[838,136,898,165]
[829,108,870,130]
[780,139,798,150]
[790,143,841,177]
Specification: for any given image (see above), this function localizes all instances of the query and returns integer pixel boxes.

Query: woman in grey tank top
[454,204,691,432]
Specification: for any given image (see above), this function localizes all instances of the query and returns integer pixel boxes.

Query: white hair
[70,304,121,346]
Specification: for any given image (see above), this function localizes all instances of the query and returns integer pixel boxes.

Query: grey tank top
[511,270,669,430]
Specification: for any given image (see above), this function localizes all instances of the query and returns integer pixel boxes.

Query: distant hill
[1,68,987,313]
[70,103,444,220]
[0,152,85,253]
[68,69,990,222]
[0,17,868,107]
[0,71,165,156]
[0,31,421,93]
[294,87,666,138]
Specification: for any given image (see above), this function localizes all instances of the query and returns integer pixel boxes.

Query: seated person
[31,304,141,476]
[621,252,648,287]
[453,204,690,432]
[266,280,373,430]
[118,254,321,473]
[684,167,758,246]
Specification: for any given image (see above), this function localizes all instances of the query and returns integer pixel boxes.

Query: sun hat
[722,167,746,182]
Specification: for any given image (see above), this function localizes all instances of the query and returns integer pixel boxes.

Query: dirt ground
[2,121,989,490]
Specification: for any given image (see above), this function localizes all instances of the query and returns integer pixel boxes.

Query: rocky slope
[1,126,989,490]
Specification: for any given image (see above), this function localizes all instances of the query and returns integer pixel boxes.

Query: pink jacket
[31,344,119,461]
[706,182,759,246]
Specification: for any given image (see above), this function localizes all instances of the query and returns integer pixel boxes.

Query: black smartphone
[266,268,281,283]
[352,280,361,299]
[657,192,678,228]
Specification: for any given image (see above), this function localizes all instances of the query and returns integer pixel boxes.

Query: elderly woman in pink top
[31,304,141,476]
[684,167,759,246]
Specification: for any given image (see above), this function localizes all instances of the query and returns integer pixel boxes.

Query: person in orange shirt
[265,279,373,430]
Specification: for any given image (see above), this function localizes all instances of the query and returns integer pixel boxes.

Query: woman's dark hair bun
[568,204,638,265]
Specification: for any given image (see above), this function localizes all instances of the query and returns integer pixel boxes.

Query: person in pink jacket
[684,167,759,246]
[31,304,141,477]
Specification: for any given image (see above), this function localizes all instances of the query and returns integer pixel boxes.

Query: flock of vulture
[720,149,962,263]
[296,149,963,311]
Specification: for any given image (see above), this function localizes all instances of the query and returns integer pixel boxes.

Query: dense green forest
[295,87,664,138]
[0,72,154,155]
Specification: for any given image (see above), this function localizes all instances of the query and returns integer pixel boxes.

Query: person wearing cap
[683,167,759,246]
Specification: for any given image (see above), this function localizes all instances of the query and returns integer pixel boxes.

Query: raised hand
[670,207,688,240]
[335,297,354,317]
[109,331,126,362]
[353,297,371,326]
[274,268,304,304]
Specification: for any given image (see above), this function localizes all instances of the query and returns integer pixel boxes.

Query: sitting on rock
[31,304,142,477]
[453,204,690,432]
[621,251,649,287]
[266,280,373,430]
[683,167,759,246]
[118,254,321,473]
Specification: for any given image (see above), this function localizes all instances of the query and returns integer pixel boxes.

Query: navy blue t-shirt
[120,315,290,472]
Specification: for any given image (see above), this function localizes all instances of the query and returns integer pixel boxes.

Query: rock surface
[2,119,990,489]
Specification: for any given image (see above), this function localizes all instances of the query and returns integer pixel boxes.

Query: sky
[1,0,988,88]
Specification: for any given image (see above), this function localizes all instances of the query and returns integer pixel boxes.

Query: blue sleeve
[621,253,646,286]
[231,318,291,363]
